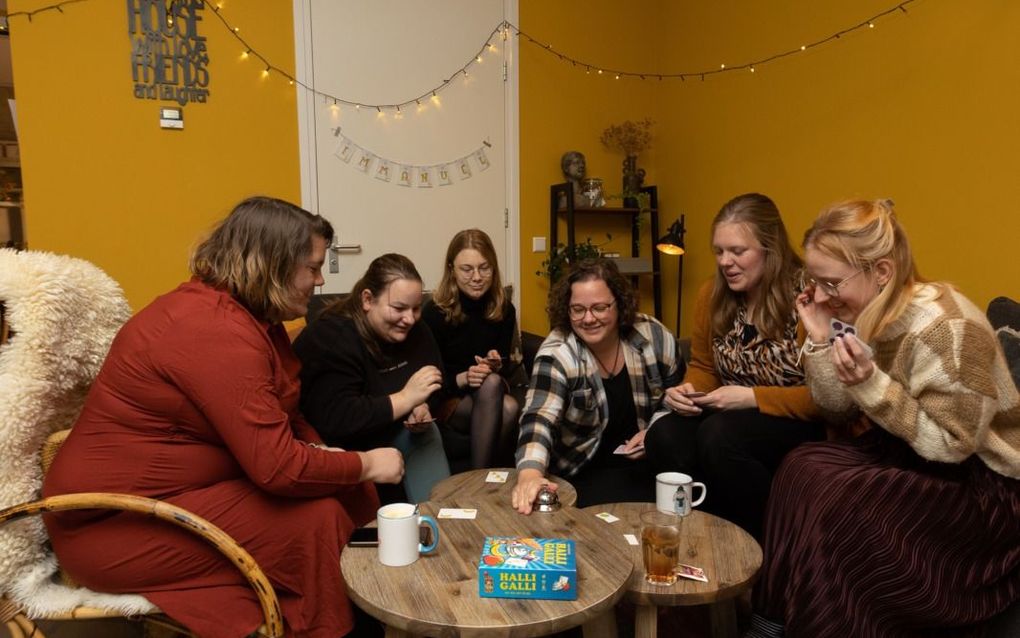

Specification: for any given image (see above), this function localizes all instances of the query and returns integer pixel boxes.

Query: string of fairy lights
[3,0,922,112]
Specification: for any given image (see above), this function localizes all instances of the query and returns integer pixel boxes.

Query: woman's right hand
[663,382,703,416]
[463,358,494,388]
[796,287,832,344]
[401,365,443,405]
[511,468,558,516]
[357,447,405,484]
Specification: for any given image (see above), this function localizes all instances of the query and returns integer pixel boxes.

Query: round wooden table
[428,467,578,509]
[342,499,632,637]
[579,503,762,638]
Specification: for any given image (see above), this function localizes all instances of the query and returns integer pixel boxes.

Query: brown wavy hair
[327,253,423,361]
[803,198,928,341]
[547,258,638,336]
[432,229,506,324]
[709,193,802,341]
[190,196,333,323]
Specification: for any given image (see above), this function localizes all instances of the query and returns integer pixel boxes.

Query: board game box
[478,537,577,600]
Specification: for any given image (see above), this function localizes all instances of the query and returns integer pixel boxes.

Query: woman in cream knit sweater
[745,199,1018,638]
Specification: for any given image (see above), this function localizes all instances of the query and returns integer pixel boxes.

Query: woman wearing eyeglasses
[511,258,684,513]
[644,193,824,539]
[423,229,525,469]
[745,199,1019,638]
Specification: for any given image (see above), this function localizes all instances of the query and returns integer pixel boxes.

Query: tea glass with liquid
[640,509,681,586]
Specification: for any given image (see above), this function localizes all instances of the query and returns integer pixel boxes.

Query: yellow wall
[521,1,1020,337]
[10,0,301,311]
[518,0,667,334]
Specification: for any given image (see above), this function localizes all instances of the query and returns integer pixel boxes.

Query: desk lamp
[656,215,686,337]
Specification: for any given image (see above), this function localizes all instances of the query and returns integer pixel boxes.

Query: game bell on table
[478,537,577,600]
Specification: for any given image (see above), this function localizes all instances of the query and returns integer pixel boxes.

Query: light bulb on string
[261,67,269,78]
[240,49,249,60]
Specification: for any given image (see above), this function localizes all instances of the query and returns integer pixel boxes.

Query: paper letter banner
[474,147,490,171]
[438,164,453,186]
[397,165,413,187]
[355,152,374,173]
[417,167,434,188]
[331,127,493,189]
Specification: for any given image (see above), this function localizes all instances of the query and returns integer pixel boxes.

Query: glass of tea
[640,509,681,585]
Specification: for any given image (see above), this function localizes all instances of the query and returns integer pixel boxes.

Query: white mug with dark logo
[655,472,707,515]
[376,503,439,567]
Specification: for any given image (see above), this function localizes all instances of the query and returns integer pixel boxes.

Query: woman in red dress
[43,196,404,638]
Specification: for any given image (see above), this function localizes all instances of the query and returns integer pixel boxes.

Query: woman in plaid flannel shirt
[511,258,684,513]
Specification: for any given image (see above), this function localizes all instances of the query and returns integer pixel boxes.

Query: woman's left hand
[404,404,435,433]
[693,386,757,411]
[618,429,647,459]
[832,335,874,385]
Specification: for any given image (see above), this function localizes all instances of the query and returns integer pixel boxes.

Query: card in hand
[829,318,874,358]
[613,443,644,455]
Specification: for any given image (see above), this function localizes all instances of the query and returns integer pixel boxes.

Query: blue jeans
[390,423,451,503]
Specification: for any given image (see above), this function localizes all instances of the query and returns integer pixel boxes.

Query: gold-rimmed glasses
[455,263,493,278]
[568,301,615,320]
[804,269,863,299]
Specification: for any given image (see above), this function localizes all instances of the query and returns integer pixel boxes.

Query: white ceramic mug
[376,503,440,567]
[655,472,707,515]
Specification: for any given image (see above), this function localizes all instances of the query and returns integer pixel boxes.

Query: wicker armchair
[0,249,282,637]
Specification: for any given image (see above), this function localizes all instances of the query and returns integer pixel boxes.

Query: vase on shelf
[622,155,646,207]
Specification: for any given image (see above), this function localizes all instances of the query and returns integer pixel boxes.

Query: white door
[293,0,519,294]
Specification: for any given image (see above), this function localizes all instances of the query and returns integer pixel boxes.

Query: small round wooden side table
[429,467,578,508]
[580,502,762,638]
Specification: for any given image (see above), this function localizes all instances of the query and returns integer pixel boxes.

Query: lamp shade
[656,215,686,255]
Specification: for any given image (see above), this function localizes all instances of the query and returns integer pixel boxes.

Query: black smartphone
[348,527,379,547]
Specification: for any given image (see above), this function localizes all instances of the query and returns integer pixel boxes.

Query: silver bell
[534,486,561,512]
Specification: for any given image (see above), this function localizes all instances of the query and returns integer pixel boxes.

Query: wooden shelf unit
[549,183,662,319]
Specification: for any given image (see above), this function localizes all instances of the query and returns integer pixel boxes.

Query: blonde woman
[423,229,523,469]
[746,199,1019,638]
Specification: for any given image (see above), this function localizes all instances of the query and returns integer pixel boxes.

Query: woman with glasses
[423,229,524,469]
[745,199,1019,638]
[293,253,451,504]
[510,258,684,513]
[644,193,824,539]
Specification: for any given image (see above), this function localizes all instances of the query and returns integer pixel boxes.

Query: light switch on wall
[532,237,547,252]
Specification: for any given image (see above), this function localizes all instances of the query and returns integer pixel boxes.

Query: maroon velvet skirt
[753,430,1019,638]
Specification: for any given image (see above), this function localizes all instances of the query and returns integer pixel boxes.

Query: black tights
[446,374,520,469]
[644,409,824,540]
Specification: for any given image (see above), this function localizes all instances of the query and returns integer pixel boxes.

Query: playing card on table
[485,470,509,483]
[623,533,639,546]
[676,563,708,582]
[437,508,477,519]
[594,511,620,523]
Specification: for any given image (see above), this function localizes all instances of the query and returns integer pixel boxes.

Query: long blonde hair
[432,229,506,324]
[803,199,928,340]
[710,193,803,340]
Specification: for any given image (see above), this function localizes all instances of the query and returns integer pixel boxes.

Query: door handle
[330,241,362,253]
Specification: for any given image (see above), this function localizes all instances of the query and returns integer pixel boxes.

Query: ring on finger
[847,361,857,370]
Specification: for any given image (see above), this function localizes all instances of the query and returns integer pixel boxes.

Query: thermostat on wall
[160,107,183,129]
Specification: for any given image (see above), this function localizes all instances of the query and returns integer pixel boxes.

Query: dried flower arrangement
[600,118,654,156]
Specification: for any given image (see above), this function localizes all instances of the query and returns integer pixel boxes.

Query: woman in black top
[294,253,451,503]
[422,229,523,469]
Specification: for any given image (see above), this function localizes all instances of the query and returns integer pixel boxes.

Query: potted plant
[600,118,654,206]
[536,235,610,284]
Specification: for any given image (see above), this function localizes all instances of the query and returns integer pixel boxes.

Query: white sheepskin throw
[0,249,156,616]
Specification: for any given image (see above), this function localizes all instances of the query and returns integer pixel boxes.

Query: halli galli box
[478,537,577,600]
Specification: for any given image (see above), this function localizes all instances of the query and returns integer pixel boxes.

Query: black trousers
[644,408,824,540]
[567,453,657,509]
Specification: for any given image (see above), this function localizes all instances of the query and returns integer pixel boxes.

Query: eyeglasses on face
[805,269,863,298]
[568,301,615,320]
[455,263,493,278]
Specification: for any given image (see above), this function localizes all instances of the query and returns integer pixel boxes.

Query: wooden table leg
[581,607,618,638]
[634,604,657,638]
[709,599,738,638]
